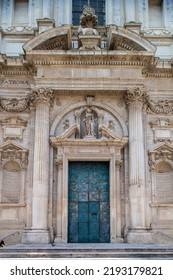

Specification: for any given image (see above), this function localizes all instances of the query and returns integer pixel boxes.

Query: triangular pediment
[0,141,27,152]
[23,26,71,52]
[108,26,156,52]
[149,143,173,154]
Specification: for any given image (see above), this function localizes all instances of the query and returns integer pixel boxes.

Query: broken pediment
[107,26,156,52]
[23,26,71,52]
[99,124,126,141]
[56,123,80,139]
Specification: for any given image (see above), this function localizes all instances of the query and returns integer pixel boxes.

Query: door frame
[51,138,127,243]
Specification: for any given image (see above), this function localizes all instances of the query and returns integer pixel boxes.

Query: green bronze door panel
[68,161,110,243]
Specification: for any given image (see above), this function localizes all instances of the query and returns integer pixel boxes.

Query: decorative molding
[0,97,30,112]
[144,28,171,36]
[0,116,27,141]
[148,143,173,171]
[31,87,54,107]
[150,118,173,143]
[125,87,148,106]
[31,54,153,66]
[147,100,173,114]
[6,25,34,33]
[0,141,28,170]
[33,34,68,51]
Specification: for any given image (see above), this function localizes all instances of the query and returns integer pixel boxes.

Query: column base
[22,228,50,244]
[127,228,153,244]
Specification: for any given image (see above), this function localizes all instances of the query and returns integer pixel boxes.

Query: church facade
[0,0,173,244]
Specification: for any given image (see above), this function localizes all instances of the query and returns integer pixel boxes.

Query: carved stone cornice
[125,87,148,106]
[31,87,54,107]
[147,100,173,115]
[0,97,30,112]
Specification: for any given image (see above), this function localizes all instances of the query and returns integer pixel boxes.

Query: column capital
[125,87,148,106]
[31,87,54,107]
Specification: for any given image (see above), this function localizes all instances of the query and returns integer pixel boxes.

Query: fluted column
[125,87,152,243]
[23,88,54,244]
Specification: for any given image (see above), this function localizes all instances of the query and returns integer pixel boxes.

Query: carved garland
[147,100,173,114]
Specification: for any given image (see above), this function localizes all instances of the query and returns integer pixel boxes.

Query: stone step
[0,244,173,258]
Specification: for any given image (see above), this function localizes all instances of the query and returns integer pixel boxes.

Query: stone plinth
[78,35,101,51]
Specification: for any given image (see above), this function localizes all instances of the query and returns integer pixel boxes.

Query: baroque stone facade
[0,1,173,245]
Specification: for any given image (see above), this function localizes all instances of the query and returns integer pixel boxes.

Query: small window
[148,0,163,28]
[72,0,105,26]
[13,0,29,25]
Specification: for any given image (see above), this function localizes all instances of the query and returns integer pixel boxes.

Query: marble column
[22,88,54,244]
[125,0,136,23]
[125,87,152,243]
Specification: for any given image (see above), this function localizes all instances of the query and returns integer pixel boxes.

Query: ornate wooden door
[68,161,110,243]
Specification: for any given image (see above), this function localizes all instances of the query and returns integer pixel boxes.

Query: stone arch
[50,100,128,137]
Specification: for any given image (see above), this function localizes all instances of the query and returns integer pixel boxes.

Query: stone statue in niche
[82,108,97,138]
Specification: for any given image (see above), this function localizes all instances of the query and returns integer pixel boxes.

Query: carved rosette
[31,87,54,107]
[125,87,148,107]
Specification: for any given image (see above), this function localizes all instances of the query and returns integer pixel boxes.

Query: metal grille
[72,0,105,26]
[68,161,110,243]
